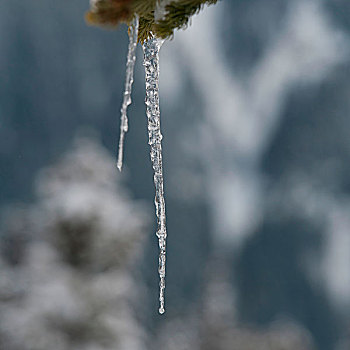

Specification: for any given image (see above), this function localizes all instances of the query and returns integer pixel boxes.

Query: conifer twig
[86,0,219,42]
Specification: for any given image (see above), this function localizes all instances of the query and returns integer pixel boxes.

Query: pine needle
[86,0,219,42]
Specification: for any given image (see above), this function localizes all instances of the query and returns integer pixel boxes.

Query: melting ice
[117,15,139,171]
[142,37,167,314]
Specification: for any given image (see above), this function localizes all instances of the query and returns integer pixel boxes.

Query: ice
[117,16,139,171]
[142,37,167,314]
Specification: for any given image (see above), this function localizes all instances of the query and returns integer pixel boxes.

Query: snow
[166,0,348,246]
[0,135,148,349]
[154,0,178,22]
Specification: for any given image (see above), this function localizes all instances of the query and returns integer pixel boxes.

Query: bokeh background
[1,1,350,349]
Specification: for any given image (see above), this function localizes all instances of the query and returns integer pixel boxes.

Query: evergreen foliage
[86,0,219,42]
[0,136,147,350]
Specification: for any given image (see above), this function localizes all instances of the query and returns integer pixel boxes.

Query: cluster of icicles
[117,15,167,315]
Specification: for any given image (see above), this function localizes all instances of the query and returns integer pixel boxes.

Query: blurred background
[0,0,350,349]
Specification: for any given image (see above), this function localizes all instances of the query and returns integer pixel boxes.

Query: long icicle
[117,15,139,171]
[142,37,167,314]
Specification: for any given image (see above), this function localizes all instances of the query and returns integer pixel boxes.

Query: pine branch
[86,0,219,42]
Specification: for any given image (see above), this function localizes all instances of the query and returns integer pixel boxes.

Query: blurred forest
[1,1,350,349]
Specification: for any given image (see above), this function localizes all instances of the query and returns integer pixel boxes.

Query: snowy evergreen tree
[0,135,148,350]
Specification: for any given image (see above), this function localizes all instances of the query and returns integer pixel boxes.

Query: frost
[154,0,178,22]
[142,37,167,314]
[117,16,139,171]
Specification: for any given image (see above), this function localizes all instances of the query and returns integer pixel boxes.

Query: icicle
[142,37,167,314]
[117,15,139,171]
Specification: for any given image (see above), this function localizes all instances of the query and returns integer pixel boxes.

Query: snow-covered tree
[0,134,148,350]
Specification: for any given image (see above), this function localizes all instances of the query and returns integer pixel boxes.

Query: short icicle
[142,37,167,314]
[117,15,139,171]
